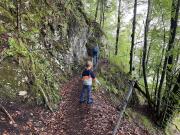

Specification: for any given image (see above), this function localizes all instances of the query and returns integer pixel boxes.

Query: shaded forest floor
[0,75,152,135]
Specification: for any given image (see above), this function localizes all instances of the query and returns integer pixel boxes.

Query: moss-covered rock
[0,0,104,110]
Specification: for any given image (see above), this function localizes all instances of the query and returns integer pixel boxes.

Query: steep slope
[0,0,103,107]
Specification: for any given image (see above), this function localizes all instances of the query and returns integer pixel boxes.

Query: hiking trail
[0,74,150,135]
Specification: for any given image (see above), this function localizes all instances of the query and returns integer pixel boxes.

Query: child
[80,61,96,104]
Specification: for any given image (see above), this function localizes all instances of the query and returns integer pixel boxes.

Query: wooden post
[112,81,135,135]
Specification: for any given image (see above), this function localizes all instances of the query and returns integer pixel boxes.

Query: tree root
[171,122,180,133]
[38,85,54,113]
[0,104,15,124]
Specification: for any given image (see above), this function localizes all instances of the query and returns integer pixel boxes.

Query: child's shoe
[87,98,93,104]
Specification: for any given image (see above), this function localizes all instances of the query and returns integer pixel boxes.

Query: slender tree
[99,0,106,27]
[129,0,137,75]
[154,1,167,109]
[102,0,105,27]
[166,0,180,101]
[100,0,103,26]
[95,0,100,21]
[115,0,121,55]
[146,38,153,66]
[138,50,143,77]
[142,0,151,106]
[157,0,180,117]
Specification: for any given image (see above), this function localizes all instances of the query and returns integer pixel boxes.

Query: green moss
[0,25,6,34]
[7,38,29,57]
[0,60,27,101]
[0,0,102,110]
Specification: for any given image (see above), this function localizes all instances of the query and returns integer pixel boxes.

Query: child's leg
[93,55,98,70]
[80,85,86,103]
[85,88,88,103]
[87,85,93,104]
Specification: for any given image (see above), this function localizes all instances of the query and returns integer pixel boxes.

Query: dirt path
[0,76,150,135]
[56,76,117,135]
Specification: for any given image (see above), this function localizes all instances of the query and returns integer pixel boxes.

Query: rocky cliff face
[0,0,101,108]
[67,18,89,64]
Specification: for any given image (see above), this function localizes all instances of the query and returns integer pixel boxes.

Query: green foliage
[98,62,129,98]
[6,38,28,57]
[98,76,120,95]
[83,0,179,131]
[109,28,131,73]
[0,1,179,133]
[0,6,14,22]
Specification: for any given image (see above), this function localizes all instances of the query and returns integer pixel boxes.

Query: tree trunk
[99,0,105,27]
[139,50,143,77]
[115,0,121,55]
[157,0,180,117]
[160,72,180,127]
[100,0,103,26]
[154,66,160,108]
[161,0,180,125]
[95,0,100,21]
[129,0,137,75]
[146,38,152,66]
[142,0,151,106]
[102,0,105,28]
[134,81,154,106]
[154,33,166,109]
[175,44,179,68]
[166,0,180,99]
[154,5,167,109]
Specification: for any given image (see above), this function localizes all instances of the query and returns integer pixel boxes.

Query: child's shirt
[81,68,96,86]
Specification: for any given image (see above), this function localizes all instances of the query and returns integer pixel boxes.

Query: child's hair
[86,61,93,68]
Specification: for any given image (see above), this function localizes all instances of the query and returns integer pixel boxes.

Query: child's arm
[90,70,96,80]
[90,71,101,85]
